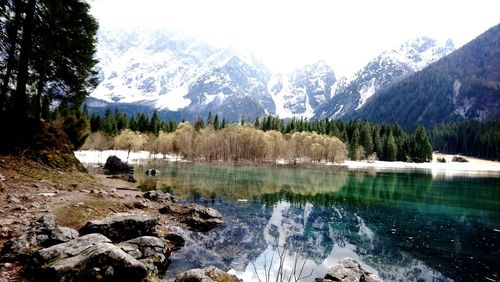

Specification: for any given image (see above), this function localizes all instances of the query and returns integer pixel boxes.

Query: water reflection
[134,163,500,281]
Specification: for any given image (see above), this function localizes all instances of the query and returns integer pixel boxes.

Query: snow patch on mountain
[269,61,336,119]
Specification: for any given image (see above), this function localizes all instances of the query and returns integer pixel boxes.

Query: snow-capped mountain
[186,55,275,120]
[313,37,455,120]
[90,29,455,122]
[92,28,234,110]
[269,61,336,119]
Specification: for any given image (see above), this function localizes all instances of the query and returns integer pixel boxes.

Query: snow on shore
[74,150,179,165]
[75,150,500,177]
[339,153,500,177]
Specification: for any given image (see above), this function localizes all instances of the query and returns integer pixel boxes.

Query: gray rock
[175,266,241,282]
[35,233,111,263]
[79,212,158,242]
[159,204,223,232]
[144,190,176,202]
[1,214,79,260]
[34,234,148,282]
[164,232,185,252]
[118,236,170,275]
[317,258,380,282]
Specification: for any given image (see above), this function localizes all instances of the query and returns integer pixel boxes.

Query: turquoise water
[135,163,500,281]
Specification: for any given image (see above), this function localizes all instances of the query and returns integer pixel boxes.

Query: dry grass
[53,195,130,230]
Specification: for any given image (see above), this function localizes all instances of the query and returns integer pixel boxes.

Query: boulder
[145,169,160,176]
[316,258,380,282]
[1,214,79,260]
[79,213,157,242]
[159,204,223,232]
[144,190,176,202]
[164,232,185,252]
[103,155,133,174]
[118,236,169,275]
[34,234,148,282]
[175,266,241,282]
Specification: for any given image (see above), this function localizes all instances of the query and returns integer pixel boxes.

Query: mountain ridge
[349,23,500,128]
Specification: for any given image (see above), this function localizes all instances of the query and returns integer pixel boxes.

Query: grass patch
[53,196,129,229]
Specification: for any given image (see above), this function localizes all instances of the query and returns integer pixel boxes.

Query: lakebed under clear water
[134,163,500,281]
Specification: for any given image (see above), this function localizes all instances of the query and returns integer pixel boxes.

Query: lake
[134,162,500,281]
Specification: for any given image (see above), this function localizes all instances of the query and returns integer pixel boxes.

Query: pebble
[33,183,42,189]
[0,174,5,181]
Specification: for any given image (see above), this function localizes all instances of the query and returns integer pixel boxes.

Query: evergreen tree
[412,125,433,162]
[150,110,160,134]
[349,128,360,160]
[102,109,117,134]
[137,113,149,132]
[373,128,382,159]
[214,114,220,130]
[194,116,204,130]
[359,123,373,156]
[206,112,213,126]
[384,132,397,161]
[90,114,102,132]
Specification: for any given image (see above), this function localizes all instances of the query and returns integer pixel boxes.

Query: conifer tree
[412,125,433,162]
[384,132,397,161]
[349,128,360,160]
[359,123,373,156]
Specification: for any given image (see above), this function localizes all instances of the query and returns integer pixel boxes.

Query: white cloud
[91,0,500,77]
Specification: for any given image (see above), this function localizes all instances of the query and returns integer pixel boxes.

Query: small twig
[251,261,262,282]
[115,187,138,191]
[109,207,118,213]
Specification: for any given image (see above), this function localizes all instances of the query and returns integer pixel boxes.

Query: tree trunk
[34,74,46,121]
[0,0,23,112]
[13,0,36,118]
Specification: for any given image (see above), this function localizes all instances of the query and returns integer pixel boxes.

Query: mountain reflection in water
[134,163,500,281]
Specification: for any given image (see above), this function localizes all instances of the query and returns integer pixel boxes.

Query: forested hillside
[351,23,500,128]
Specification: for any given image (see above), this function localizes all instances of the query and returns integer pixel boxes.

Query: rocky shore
[0,155,380,281]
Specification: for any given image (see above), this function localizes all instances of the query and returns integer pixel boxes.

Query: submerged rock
[103,155,133,174]
[118,236,170,275]
[34,234,148,282]
[79,213,157,242]
[144,190,176,202]
[175,266,241,282]
[159,204,223,232]
[145,169,160,176]
[1,214,78,260]
[316,258,380,282]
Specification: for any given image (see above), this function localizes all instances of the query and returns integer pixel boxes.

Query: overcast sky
[91,0,500,77]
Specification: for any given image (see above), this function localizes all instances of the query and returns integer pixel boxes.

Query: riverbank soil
[0,155,184,281]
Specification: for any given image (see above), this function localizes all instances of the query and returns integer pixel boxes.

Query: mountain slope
[269,61,336,118]
[314,37,455,120]
[350,24,500,128]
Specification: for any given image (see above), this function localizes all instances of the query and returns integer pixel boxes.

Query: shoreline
[74,150,500,176]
